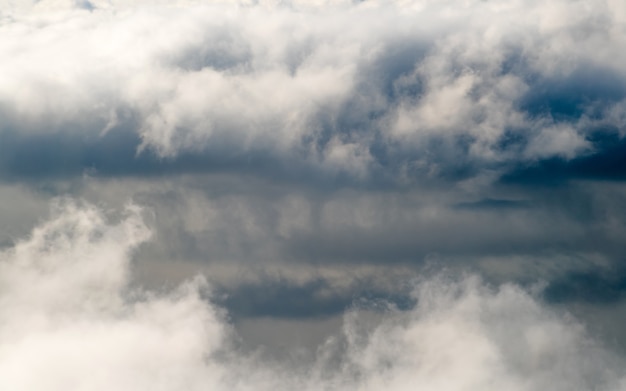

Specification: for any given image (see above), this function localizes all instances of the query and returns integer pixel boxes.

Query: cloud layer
[0,201,625,390]
[1,0,625,183]
[2,0,626,378]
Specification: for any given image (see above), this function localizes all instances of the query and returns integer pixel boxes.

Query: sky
[1,0,626,389]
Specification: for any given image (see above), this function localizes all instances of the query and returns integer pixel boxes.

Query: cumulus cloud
[0,0,625,182]
[0,200,625,390]
[3,1,626,384]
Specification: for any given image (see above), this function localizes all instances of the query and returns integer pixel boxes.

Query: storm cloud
[1,0,626,383]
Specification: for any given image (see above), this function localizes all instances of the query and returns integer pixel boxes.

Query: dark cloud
[502,133,626,184]
[453,198,531,210]
[217,279,349,319]
[2,0,626,365]
[0,1,622,185]
[519,65,626,120]
[544,269,626,304]
[217,277,416,319]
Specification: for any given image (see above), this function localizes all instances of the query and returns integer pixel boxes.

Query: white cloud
[525,123,591,160]
[1,2,626,387]
[0,0,626,384]
[0,200,624,390]
[1,0,624,180]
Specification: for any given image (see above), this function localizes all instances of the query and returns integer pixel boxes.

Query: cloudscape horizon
[1,0,626,389]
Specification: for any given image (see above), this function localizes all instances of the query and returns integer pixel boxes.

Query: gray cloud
[2,0,626,379]
[1,0,625,185]
[0,201,625,390]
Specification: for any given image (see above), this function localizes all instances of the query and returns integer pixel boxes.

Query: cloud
[0,0,625,184]
[0,200,625,390]
[2,1,626,384]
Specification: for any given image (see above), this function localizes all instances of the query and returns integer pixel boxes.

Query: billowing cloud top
[1,0,625,183]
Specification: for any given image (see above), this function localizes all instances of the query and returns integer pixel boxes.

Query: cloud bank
[1,0,625,183]
[0,201,624,390]
[2,0,626,381]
